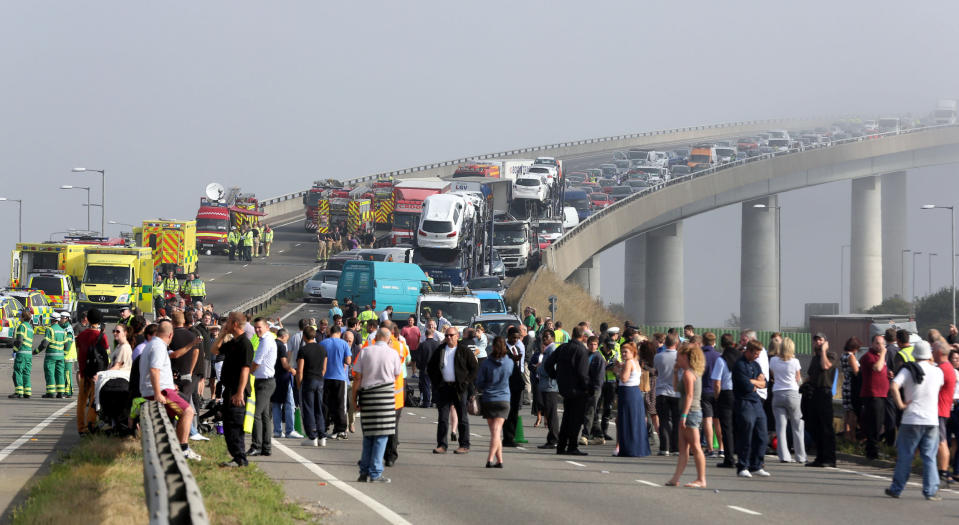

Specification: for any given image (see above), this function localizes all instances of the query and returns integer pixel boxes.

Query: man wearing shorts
[140,319,201,461]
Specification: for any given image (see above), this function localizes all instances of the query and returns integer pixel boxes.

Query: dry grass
[503,270,534,311]
[514,269,626,329]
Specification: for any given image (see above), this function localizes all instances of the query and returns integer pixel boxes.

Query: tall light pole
[753,202,782,330]
[72,167,105,237]
[841,244,850,313]
[921,204,956,326]
[912,251,923,304]
[901,248,911,299]
[928,252,938,296]
[0,197,23,242]
[60,185,92,231]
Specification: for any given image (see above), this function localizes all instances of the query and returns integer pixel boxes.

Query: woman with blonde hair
[328,299,343,325]
[666,342,707,487]
[769,337,806,463]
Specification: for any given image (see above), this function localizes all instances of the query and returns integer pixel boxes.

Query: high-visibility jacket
[357,309,376,323]
[554,329,570,344]
[184,279,206,297]
[897,345,915,364]
[360,337,408,409]
[263,230,273,243]
[14,322,34,355]
[227,231,239,245]
[603,344,621,381]
[242,231,253,246]
[46,324,67,356]
[162,277,181,294]
[62,323,77,361]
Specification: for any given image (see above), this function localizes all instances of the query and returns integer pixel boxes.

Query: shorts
[481,401,510,420]
[146,389,190,420]
[214,361,223,380]
[194,357,210,379]
[700,396,715,418]
[684,410,703,429]
[940,417,949,443]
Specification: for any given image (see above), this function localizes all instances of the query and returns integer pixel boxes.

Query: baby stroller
[97,376,133,436]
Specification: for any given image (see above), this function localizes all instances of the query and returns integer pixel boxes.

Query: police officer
[60,313,76,398]
[316,230,328,261]
[262,225,273,257]
[118,306,134,327]
[184,273,206,304]
[242,227,254,261]
[42,315,69,398]
[598,328,622,441]
[9,311,34,399]
[227,227,240,261]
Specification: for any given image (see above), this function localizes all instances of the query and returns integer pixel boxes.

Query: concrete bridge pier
[850,175,883,312]
[624,234,646,324]
[881,171,907,300]
[740,195,780,331]
[568,255,601,300]
[644,222,684,326]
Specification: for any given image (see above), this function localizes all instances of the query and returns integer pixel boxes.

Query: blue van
[475,290,507,315]
[336,261,430,317]
[563,189,593,221]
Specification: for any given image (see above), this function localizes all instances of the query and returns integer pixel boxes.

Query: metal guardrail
[141,400,209,525]
[230,264,322,314]
[548,122,958,254]
[256,116,838,210]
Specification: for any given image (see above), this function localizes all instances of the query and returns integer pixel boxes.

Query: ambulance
[77,246,154,318]
[138,220,198,277]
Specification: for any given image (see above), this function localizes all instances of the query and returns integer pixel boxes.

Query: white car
[303,270,340,303]
[513,174,549,202]
[417,193,474,249]
[528,165,556,185]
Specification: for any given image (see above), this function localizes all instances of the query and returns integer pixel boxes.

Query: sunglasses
[112,329,121,334]
[445,333,457,338]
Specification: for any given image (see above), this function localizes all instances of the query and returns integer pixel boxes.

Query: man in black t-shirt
[211,312,255,467]
[169,312,199,404]
[296,327,328,446]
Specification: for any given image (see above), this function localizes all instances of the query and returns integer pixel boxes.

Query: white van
[562,206,580,230]
[417,193,473,249]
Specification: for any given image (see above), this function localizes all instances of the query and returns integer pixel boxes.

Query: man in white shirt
[249,317,277,457]
[140,320,201,461]
[886,341,945,500]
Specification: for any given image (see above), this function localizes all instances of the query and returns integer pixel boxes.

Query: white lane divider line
[635,480,659,487]
[295,243,302,247]
[225,271,233,275]
[275,217,304,228]
[278,250,285,253]
[0,403,74,463]
[274,442,411,525]
[407,412,416,416]
[470,433,481,437]
[727,505,761,516]
[565,460,586,467]
[280,302,308,321]
[420,416,426,419]
[243,264,249,268]
[209,278,215,282]
[515,446,526,450]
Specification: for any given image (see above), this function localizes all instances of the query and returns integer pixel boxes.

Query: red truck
[390,179,451,244]
[196,194,264,254]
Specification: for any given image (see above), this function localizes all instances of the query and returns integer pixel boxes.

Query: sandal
[664,480,679,487]
[684,481,706,489]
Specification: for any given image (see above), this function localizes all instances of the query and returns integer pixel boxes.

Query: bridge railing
[229,264,322,314]
[548,122,957,256]
[141,400,209,525]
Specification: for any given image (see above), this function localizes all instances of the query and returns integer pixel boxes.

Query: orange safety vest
[360,336,408,409]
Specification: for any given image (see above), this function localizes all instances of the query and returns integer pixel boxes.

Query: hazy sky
[3,1,959,326]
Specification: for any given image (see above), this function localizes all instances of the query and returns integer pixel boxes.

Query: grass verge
[13,434,318,525]
[514,269,626,329]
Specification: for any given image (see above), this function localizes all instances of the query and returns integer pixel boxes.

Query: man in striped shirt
[351,328,403,483]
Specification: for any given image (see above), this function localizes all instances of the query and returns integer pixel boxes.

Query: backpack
[83,328,110,379]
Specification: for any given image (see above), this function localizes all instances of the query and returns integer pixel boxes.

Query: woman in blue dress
[612,343,650,457]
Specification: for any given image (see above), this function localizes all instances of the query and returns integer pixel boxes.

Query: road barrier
[229,264,322,314]
[141,400,209,525]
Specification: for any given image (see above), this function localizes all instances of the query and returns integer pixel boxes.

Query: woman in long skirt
[612,343,650,457]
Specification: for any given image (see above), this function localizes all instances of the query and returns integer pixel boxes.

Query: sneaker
[590,437,605,445]
[751,469,771,477]
[357,474,369,482]
[183,448,202,461]
[337,432,348,440]
[578,436,589,446]
[884,488,900,498]
[302,438,318,447]
[924,493,942,501]
[737,469,752,478]
[189,433,210,442]
[319,437,327,447]
[287,431,304,439]
[368,476,391,483]
[657,451,670,457]
[274,432,283,438]
[42,393,55,399]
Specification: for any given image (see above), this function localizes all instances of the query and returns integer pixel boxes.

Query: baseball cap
[813,332,827,340]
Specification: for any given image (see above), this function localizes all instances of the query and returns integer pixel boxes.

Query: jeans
[435,383,469,449]
[359,435,389,480]
[716,390,736,464]
[541,391,561,445]
[656,395,681,452]
[251,378,276,452]
[272,382,295,435]
[418,372,432,407]
[582,389,602,438]
[735,398,768,472]
[301,378,326,440]
[772,390,806,462]
[889,424,940,497]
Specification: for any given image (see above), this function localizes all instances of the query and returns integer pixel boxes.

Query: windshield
[539,222,563,234]
[716,148,735,157]
[419,301,479,326]
[627,150,650,160]
[83,265,131,285]
[480,298,506,314]
[196,218,228,232]
[516,178,540,187]
[493,228,527,245]
[414,248,463,267]
[469,277,500,290]
[478,319,521,337]
[304,192,322,207]
[393,212,418,231]
[422,220,453,233]
[30,276,62,296]
[567,198,590,211]
[690,154,712,163]
[529,167,549,174]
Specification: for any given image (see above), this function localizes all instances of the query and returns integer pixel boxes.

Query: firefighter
[252,223,261,257]
[242,227,254,261]
[9,311,34,399]
[227,227,239,260]
[184,273,206,304]
[316,230,328,261]
[60,313,76,398]
[41,315,68,398]
[263,225,273,257]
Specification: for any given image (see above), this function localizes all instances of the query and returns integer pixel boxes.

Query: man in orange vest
[359,320,408,467]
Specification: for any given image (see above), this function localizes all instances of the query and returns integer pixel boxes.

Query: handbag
[468,395,481,416]
[639,368,651,392]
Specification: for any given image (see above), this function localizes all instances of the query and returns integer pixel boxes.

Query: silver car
[302,270,341,303]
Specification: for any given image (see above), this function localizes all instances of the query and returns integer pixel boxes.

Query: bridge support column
[644,222,683,326]
[851,176,883,312]
[740,196,780,331]
[568,255,601,300]
[881,171,907,300]
[624,234,646,324]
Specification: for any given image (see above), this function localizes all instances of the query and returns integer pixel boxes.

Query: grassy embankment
[505,268,625,328]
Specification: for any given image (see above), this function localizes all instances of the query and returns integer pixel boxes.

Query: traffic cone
[515,415,528,444]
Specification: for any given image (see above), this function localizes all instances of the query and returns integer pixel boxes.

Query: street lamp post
[841,244,850,313]
[60,185,92,231]
[921,204,956,327]
[753,202,782,330]
[0,197,23,242]
[901,248,911,299]
[912,251,923,303]
[928,252,938,295]
[72,168,106,237]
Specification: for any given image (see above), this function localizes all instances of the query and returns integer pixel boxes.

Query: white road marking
[407,412,416,416]
[280,302,308,321]
[273,442,412,525]
[278,250,285,253]
[274,217,304,228]
[470,433,481,437]
[635,480,659,487]
[0,404,74,463]
[209,278,215,282]
[515,446,526,450]
[225,271,233,275]
[420,416,426,419]
[727,505,761,516]
[295,243,302,247]
[565,460,586,467]
[243,264,249,268]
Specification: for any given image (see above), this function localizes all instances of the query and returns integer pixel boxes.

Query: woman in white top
[107,324,134,375]
[769,337,806,463]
